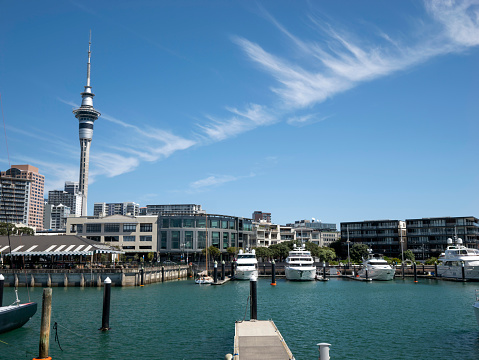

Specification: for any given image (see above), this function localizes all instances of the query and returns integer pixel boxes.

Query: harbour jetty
[0,265,188,287]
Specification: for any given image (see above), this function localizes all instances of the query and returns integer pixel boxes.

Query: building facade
[157,213,254,260]
[47,190,83,216]
[406,216,479,260]
[66,215,158,255]
[93,202,140,217]
[340,220,405,258]
[44,204,71,230]
[252,211,271,223]
[287,219,337,231]
[145,204,205,215]
[0,165,44,230]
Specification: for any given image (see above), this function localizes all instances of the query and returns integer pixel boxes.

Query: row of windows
[81,223,153,233]
[160,231,237,250]
[161,218,236,230]
[101,235,152,242]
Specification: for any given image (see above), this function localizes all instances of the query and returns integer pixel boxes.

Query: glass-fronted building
[157,213,253,261]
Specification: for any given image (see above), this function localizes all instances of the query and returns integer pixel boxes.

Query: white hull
[235,268,258,280]
[474,302,479,327]
[285,266,316,281]
[437,265,479,280]
[358,268,395,281]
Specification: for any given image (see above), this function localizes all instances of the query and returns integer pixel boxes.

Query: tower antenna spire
[86,29,92,88]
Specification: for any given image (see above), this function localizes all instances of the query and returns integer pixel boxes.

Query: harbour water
[1,277,479,359]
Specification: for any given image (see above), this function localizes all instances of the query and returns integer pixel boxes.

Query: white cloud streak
[235,0,479,109]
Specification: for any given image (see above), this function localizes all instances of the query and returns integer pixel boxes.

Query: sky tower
[73,31,101,216]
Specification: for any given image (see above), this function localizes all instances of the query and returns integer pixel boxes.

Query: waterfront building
[93,202,140,217]
[157,213,253,261]
[145,204,205,215]
[73,33,101,216]
[254,221,281,247]
[340,220,405,258]
[66,215,158,256]
[43,204,71,230]
[405,216,479,260]
[252,211,271,223]
[0,165,45,230]
[287,219,337,231]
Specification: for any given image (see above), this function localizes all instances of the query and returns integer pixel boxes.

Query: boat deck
[234,320,294,360]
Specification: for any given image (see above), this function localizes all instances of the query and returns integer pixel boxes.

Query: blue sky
[0,1,478,226]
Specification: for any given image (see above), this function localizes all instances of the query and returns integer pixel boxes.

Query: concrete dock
[234,320,294,360]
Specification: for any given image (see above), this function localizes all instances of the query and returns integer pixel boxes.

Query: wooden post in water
[221,260,225,281]
[161,266,165,282]
[462,261,465,281]
[271,260,276,286]
[214,261,218,283]
[0,274,3,306]
[413,262,418,283]
[99,277,111,331]
[323,262,326,279]
[140,268,144,286]
[35,288,52,360]
[434,262,437,277]
[250,275,257,320]
[231,261,235,278]
[263,263,266,275]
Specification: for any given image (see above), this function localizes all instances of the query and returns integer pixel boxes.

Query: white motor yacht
[358,250,395,281]
[437,238,479,280]
[285,244,316,281]
[235,249,258,280]
[473,290,479,327]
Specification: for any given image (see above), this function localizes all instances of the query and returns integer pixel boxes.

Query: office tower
[72,32,100,216]
[47,190,83,216]
[0,165,45,230]
[64,181,80,195]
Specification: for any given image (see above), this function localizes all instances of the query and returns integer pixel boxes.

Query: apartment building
[340,220,405,258]
[406,216,479,260]
[0,165,44,230]
[93,202,140,217]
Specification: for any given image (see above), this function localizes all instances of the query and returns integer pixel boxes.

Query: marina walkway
[234,320,294,360]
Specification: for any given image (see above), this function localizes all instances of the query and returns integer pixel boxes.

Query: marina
[0,277,478,359]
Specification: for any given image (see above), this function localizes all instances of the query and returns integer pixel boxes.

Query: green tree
[304,242,320,258]
[329,240,345,259]
[317,247,337,263]
[404,249,415,262]
[350,244,369,263]
[226,247,238,256]
[0,222,17,236]
[425,257,438,265]
[269,243,290,261]
[147,252,154,262]
[254,247,271,261]
[202,246,220,260]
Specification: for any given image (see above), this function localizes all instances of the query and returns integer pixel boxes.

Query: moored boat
[0,289,37,334]
[357,250,395,281]
[285,244,316,281]
[235,249,258,280]
[437,237,479,280]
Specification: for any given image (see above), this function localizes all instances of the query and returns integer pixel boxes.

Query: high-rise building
[44,203,71,230]
[93,202,140,217]
[47,190,82,216]
[64,181,79,195]
[145,204,205,215]
[0,165,45,230]
[72,32,100,216]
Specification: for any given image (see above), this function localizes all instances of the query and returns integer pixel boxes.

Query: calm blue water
[1,278,478,359]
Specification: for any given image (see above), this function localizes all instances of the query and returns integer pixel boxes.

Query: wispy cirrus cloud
[287,113,333,127]
[235,0,479,109]
[197,103,277,142]
[189,173,255,191]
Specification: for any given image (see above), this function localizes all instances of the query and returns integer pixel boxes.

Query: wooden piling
[99,277,111,331]
[0,274,4,306]
[34,288,52,360]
